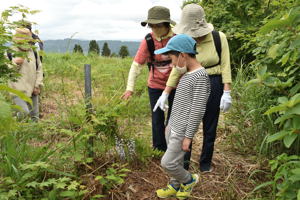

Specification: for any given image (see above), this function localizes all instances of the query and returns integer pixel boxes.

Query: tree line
[73,40,129,58]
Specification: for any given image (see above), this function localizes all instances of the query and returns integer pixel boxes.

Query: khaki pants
[13,95,39,121]
[161,127,192,188]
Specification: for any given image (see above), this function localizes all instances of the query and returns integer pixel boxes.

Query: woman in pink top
[121,6,176,152]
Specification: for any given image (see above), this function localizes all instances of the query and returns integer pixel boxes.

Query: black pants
[184,75,224,171]
[148,87,176,151]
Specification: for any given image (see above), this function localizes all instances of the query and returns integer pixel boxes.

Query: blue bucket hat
[154,34,197,55]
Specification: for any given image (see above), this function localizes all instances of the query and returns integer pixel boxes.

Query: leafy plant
[0,5,39,83]
[247,1,300,199]
[265,94,300,150]
[254,154,300,200]
[250,0,300,153]
[95,164,130,193]
[0,161,86,199]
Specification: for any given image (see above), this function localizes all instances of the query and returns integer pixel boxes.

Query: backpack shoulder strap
[145,33,155,62]
[145,33,155,73]
[7,52,13,61]
[33,50,39,70]
[205,31,222,69]
[211,30,222,65]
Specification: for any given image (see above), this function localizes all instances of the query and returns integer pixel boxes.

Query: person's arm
[164,68,179,95]
[125,61,143,92]
[185,76,209,139]
[152,67,181,111]
[219,32,232,111]
[121,61,143,100]
[182,76,209,151]
[224,83,231,90]
[122,39,149,100]
[166,67,181,90]
[219,32,232,90]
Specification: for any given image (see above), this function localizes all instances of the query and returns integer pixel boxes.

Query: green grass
[0,53,157,199]
[226,64,279,156]
[41,53,155,163]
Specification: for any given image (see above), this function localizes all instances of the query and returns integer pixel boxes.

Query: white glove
[153,92,169,112]
[220,90,232,112]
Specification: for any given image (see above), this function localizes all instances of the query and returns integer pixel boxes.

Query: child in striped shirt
[154,34,210,199]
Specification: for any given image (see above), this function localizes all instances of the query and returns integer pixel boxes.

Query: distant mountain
[43,39,141,56]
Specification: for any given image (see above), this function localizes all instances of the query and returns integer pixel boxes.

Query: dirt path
[40,98,260,199]
[119,117,260,200]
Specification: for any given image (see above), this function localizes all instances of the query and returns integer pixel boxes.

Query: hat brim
[13,28,32,42]
[141,19,176,27]
[154,47,172,55]
[173,23,214,38]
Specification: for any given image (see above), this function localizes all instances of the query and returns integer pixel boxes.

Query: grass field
[0,53,272,199]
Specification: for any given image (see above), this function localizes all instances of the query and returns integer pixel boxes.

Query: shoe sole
[156,194,176,198]
[193,174,199,184]
[201,168,214,173]
[176,174,199,200]
[200,166,215,173]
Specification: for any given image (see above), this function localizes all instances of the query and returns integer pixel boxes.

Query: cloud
[0,0,183,41]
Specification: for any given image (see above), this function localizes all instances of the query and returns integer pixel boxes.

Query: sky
[0,0,184,41]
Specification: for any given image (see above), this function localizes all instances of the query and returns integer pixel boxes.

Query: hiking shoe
[156,184,178,198]
[176,174,199,200]
[200,165,214,173]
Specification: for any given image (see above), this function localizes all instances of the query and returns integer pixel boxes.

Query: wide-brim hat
[141,6,176,27]
[173,4,214,38]
[13,28,32,42]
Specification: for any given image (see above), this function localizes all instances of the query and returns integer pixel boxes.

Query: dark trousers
[184,75,224,170]
[148,87,176,151]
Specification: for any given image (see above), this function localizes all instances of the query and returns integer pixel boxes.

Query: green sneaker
[176,174,199,200]
[156,184,178,198]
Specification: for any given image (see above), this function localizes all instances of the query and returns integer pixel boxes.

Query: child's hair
[164,51,196,58]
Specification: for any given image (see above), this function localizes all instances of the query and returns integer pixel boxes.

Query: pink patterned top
[134,32,175,90]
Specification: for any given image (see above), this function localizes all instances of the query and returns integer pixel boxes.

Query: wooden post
[84,64,94,157]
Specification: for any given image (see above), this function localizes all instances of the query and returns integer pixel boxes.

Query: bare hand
[13,57,24,65]
[121,90,133,100]
[32,87,40,96]
[182,138,192,152]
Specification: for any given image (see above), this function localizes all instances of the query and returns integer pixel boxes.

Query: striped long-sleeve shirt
[169,67,210,138]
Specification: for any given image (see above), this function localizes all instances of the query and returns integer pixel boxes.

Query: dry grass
[40,91,264,199]
[104,119,265,200]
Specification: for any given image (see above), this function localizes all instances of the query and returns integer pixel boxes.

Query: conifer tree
[101,42,111,57]
[88,40,100,55]
[73,44,83,54]
[118,45,129,58]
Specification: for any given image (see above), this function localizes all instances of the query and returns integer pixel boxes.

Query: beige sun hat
[13,28,32,42]
[173,4,214,38]
[141,6,176,27]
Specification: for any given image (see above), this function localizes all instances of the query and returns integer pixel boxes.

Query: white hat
[173,4,214,38]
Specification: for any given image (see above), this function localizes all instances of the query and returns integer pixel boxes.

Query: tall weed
[227,64,277,155]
